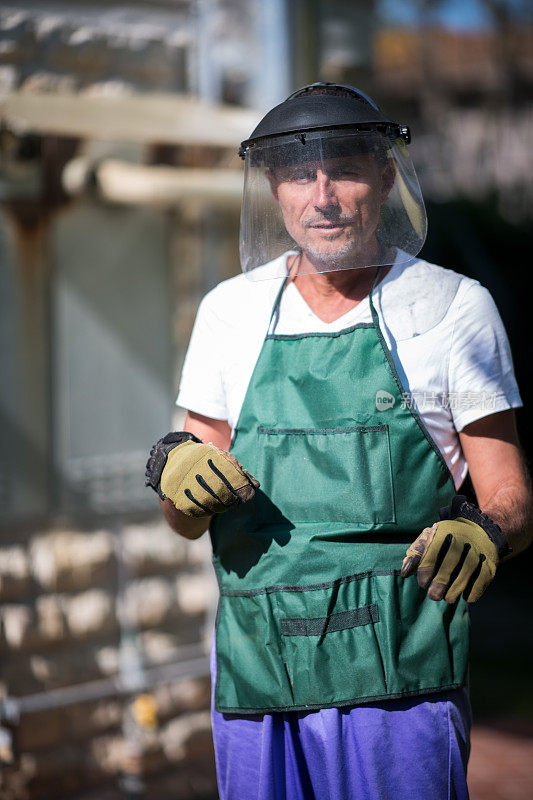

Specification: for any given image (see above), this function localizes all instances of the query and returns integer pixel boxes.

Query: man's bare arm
[459,409,533,558]
[160,411,233,540]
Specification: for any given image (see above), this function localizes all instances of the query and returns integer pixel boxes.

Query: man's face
[268,153,394,269]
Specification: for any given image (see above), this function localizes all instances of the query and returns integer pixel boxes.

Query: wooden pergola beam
[0,91,261,148]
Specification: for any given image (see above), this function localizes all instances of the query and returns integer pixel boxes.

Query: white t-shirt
[177,253,522,489]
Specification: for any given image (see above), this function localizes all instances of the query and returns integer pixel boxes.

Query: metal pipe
[0,644,209,722]
[62,158,244,206]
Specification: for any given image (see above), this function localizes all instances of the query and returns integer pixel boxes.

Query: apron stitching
[257,424,387,435]
[266,322,375,340]
[374,625,388,692]
[368,576,388,692]
[272,592,295,703]
[219,568,401,597]
[214,683,465,714]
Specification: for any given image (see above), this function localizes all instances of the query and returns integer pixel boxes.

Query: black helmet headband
[239,82,410,160]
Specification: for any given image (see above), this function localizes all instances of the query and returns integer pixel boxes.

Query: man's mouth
[310,222,347,235]
[312,222,344,228]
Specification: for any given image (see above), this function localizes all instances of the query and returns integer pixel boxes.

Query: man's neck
[294,266,377,299]
[290,256,392,324]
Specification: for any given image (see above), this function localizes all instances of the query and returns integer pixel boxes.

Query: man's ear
[380,161,395,204]
[266,169,279,201]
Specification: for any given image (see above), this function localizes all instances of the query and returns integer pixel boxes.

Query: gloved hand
[401,495,511,603]
[145,432,260,517]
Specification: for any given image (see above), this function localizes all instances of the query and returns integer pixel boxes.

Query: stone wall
[0,519,219,799]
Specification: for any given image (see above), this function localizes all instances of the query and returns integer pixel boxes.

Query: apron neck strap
[368,265,383,326]
[268,252,302,334]
[268,275,290,331]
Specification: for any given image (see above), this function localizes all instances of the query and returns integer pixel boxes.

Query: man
[146,84,531,799]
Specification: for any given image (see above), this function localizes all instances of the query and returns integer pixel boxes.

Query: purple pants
[211,641,471,800]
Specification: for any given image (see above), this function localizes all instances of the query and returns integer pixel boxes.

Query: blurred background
[0,1,532,798]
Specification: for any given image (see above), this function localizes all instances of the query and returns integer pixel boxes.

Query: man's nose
[312,170,338,209]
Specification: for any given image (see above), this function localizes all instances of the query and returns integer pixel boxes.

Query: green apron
[210,268,469,713]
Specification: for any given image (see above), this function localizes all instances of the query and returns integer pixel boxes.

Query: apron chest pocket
[257,424,395,525]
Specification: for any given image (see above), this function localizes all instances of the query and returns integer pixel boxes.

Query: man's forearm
[458,411,532,560]
[160,497,211,540]
[480,477,533,558]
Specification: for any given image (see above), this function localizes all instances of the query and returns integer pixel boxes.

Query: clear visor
[239,130,427,280]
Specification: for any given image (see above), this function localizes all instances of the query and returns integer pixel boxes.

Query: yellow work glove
[145,432,259,517]
[401,495,511,603]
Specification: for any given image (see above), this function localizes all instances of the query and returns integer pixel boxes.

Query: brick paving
[469,724,533,800]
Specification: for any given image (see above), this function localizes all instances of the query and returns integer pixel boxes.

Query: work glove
[145,432,260,517]
[401,495,511,603]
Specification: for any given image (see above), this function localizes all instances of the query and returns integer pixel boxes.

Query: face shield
[239,127,426,281]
